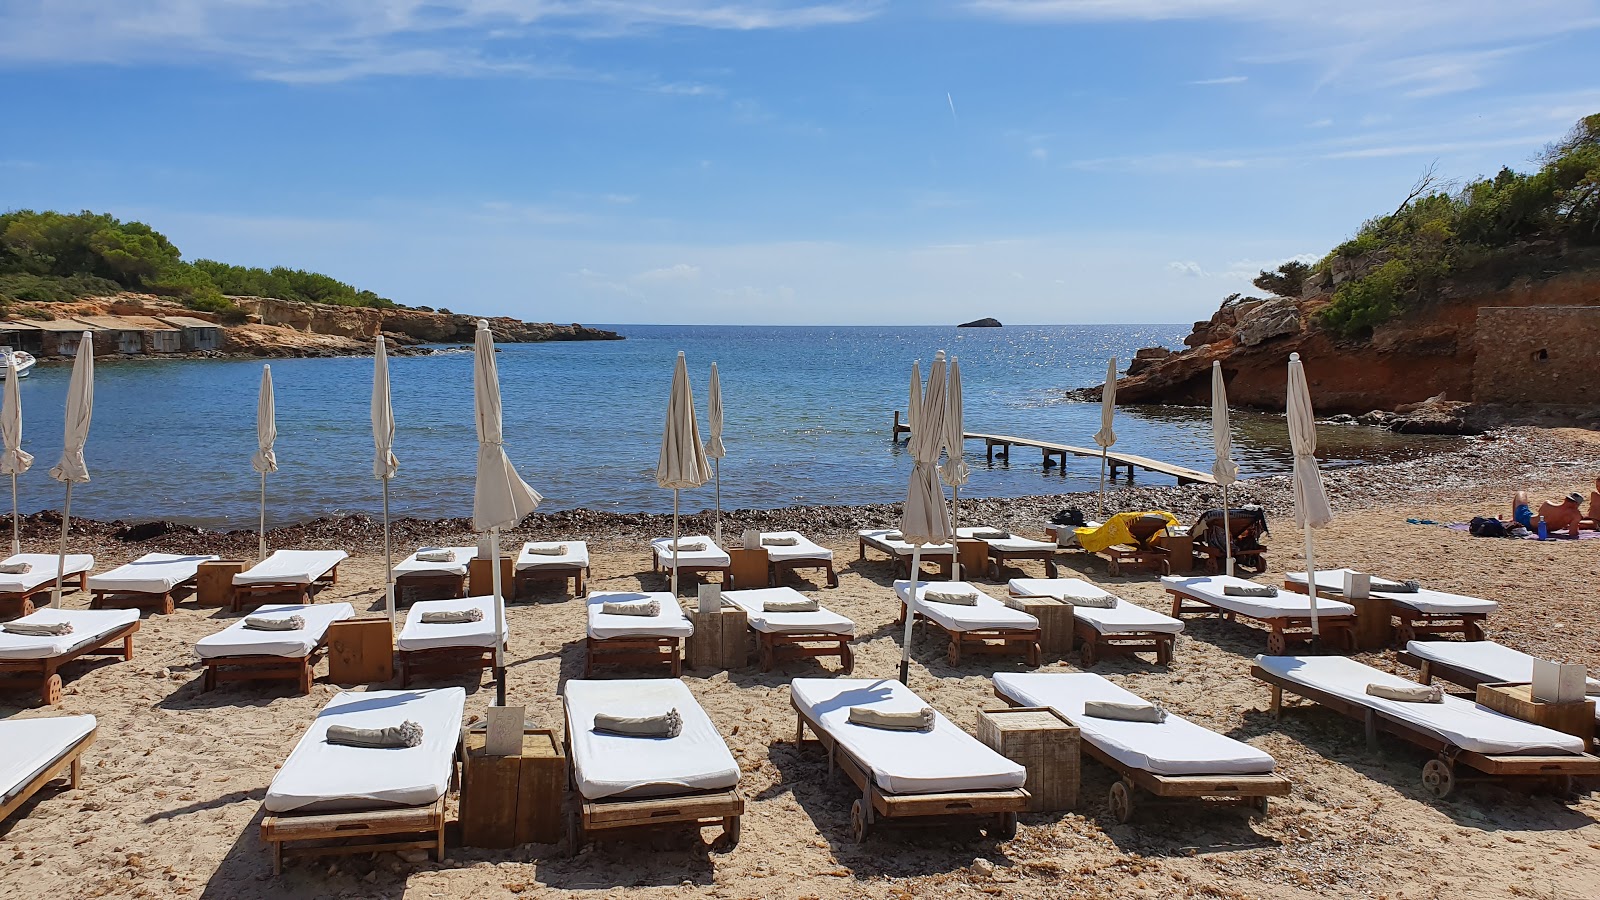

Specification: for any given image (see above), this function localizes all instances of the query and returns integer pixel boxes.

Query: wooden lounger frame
[1252,664,1600,798]
[649,553,728,587]
[232,564,341,612]
[0,572,88,620]
[1281,580,1487,643]
[397,642,501,687]
[561,699,742,854]
[1394,651,1494,693]
[754,628,853,674]
[770,556,839,588]
[515,563,589,598]
[1166,587,1356,655]
[393,571,468,603]
[1073,619,1175,667]
[584,635,682,677]
[792,694,1028,842]
[993,685,1287,822]
[897,600,1041,667]
[0,620,139,705]
[857,535,952,580]
[201,638,329,696]
[0,725,96,822]
[260,795,446,876]
[90,587,180,616]
[981,544,1059,580]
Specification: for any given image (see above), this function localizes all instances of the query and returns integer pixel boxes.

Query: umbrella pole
[258,472,267,561]
[1303,527,1321,652]
[713,459,722,547]
[1098,447,1108,517]
[491,526,506,706]
[382,478,394,625]
[671,489,680,597]
[950,485,961,582]
[10,472,18,558]
[52,482,72,608]
[900,546,922,685]
[1221,485,1233,577]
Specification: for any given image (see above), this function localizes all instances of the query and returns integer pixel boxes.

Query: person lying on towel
[1537,491,1585,538]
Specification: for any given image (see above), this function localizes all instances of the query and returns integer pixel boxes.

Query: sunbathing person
[1589,477,1600,526]
[1511,491,1534,529]
[1536,492,1585,538]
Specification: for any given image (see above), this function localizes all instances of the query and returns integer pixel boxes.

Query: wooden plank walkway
[891,411,1215,486]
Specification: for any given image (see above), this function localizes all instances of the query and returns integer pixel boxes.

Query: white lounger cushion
[859,529,953,556]
[392,547,475,578]
[233,549,348,586]
[515,540,590,570]
[791,677,1027,794]
[1287,570,1500,616]
[0,609,137,660]
[264,687,466,813]
[1255,655,1587,756]
[724,587,855,636]
[0,715,96,804]
[0,554,94,594]
[1162,575,1356,619]
[1010,578,1184,635]
[586,591,693,640]
[893,580,1039,633]
[994,673,1275,776]
[651,535,731,568]
[958,527,1056,552]
[758,532,833,563]
[87,553,217,594]
[194,603,355,660]
[564,678,741,800]
[397,596,506,652]
[1406,641,1600,710]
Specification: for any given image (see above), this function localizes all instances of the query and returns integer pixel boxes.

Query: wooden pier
[891,411,1215,487]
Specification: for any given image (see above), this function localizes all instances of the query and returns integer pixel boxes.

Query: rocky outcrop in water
[958,317,1002,327]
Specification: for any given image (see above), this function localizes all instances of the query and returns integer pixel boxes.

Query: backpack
[1050,508,1087,528]
[1469,516,1508,538]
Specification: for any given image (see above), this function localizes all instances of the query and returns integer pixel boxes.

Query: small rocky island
[958,317,1002,328]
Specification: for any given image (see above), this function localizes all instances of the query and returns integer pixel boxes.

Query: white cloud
[635,263,702,282]
[1167,261,1206,277]
[1190,75,1247,85]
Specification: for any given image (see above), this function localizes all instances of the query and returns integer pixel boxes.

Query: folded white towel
[970,529,1010,540]
[1371,578,1421,593]
[326,721,423,748]
[1060,593,1118,609]
[420,608,483,624]
[848,706,935,732]
[3,621,73,636]
[243,615,305,631]
[1224,584,1279,598]
[602,600,660,617]
[923,588,980,605]
[524,543,568,556]
[414,549,456,563]
[763,598,820,613]
[594,709,682,738]
[1366,683,1442,703]
[0,562,33,574]
[761,535,799,546]
[668,540,707,552]
[885,532,904,541]
[1083,700,1167,723]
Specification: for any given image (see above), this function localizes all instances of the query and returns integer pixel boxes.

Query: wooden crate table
[195,560,245,609]
[977,706,1079,813]
[955,540,989,582]
[1476,682,1596,745]
[1006,596,1074,658]
[468,557,515,599]
[727,547,770,591]
[1349,596,1395,650]
[460,727,565,848]
[326,618,394,685]
[688,600,749,671]
[1155,534,1195,574]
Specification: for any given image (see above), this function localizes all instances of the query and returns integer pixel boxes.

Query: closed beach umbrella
[47,334,93,607]
[656,351,711,597]
[706,362,726,546]
[373,336,399,624]
[898,351,954,685]
[1093,357,1117,516]
[1,354,33,558]
[940,355,969,579]
[473,320,541,705]
[1287,352,1333,642]
[251,365,277,561]
[1211,361,1240,575]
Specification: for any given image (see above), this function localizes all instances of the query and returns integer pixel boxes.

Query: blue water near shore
[7,324,1453,528]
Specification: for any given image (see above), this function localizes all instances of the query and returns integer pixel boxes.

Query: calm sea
[8,324,1453,528]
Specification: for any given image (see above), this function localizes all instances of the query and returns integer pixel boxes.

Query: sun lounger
[86,553,217,615]
[1,715,97,823]
[391,547,473,602]
[1398,640,1600,726]
[993,672,1287,821]
[1252,654,1600,798]
[758,531,838,587]
[650,535,730,588]
[231,550,348,611]
[894,580,1040,666]
[959,527,1059,579]
[1162,574,1356,654]
[514,540,591,596]
[725,587,854,673]
[195,602,355,694]
[396,595,506,686]
[260,687,466,874]
[586,591,693,677]
[562,678,743,852]
[1009,578,1183,666]
[0,553,94,619]
[790,677,1028,842]
[857,529,955,580]
[1285,569,1498,642]
[0,608,138,705]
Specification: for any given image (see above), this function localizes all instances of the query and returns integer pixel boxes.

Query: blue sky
[2,1,1598,326]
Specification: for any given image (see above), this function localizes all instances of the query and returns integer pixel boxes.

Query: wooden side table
[956,540,988,581]
[326,618,394,685]
[1349,596,1394,650]
[688,600,749,671]
[1476,682,1596,745]
[468,557,515,598]
[460,727,565,847]
[727,547,770,590]
[196,560,245,608]
[1156,534,1195,574]
[977,707,1079,812]
[1008,596,1074,657]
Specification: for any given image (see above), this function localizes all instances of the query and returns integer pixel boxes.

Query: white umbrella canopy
[1,354,34,557]
[251,365,277,560]
[898,351,954,684]
[940,355,969,578]
[1287,352,1333,639]
[657,351,711,596]
[47,334,94,606]
[472,320,540,706]
[1092,357,1117,516]
[373,336,399,624]
[1211,360,1240,575]
[705,362,726,546]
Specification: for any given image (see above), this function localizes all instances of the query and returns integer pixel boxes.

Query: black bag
[1469,516,1507,538]
[1050,507,1086,527]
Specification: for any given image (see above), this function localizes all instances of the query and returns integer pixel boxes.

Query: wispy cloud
[1190,75,1247,85]
[1167,260,1205,277]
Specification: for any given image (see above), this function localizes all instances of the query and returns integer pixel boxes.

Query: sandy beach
[4,426,1600,900]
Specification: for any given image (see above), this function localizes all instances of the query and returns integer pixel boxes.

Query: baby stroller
[1191,506,1269,574]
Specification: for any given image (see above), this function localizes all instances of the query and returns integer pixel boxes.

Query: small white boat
[0,347,34,378]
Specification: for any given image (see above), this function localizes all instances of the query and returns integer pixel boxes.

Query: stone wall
[1473,306,1600,405]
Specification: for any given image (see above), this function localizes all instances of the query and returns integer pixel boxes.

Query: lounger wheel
[41,673,62,706]
[1158,559,1170,576]
[1421,759,1456,799]
[850,799,869,843]
[1464,621,1484,641]
[1078,640,1098,667]
[1396,624,1417,645]
[1108,780,1134,823]
[1265,632,1287,656]
[993,812,1018,840]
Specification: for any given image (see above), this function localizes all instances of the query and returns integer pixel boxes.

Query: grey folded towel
[1060,593,1118,609]
[326,720,424,748]
[0,562,33,574]
[593,709,682,738]
[923,588,980,605]
[1224,584,1279,598]
[667,540,706,552]
[1083,700,1168,723]
[1371,578,1420,593]
[761,535,800,546]
[243,615,305,631]
[763,598,819,613]
[847,706,936,732]
[420,608,483,625]
[524,543,568,556]
[3,621,73,636]
[970,529,1010,540]
[602,600,661,617]
[1366,683,1442,703]
[414,549,456,563]
[884,532,904,541]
